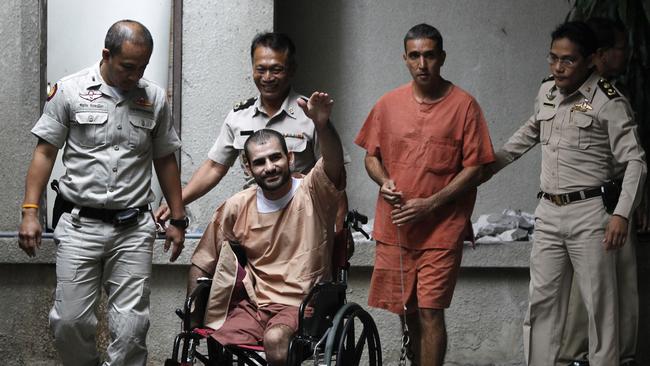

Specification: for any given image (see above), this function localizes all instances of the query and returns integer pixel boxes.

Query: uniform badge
[134,97,153,107]
[288,107,294,115]
[597,78,620,99]
[545,85,557,101]
[79,90,103,102]
[571,98,593,113]
[47,83,58,101]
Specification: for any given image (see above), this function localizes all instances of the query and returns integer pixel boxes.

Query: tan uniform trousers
[524,196,619,366]
[558,222,638,364]
[49,211,156,366]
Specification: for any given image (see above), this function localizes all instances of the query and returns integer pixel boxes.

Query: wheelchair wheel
[323,303,382,366]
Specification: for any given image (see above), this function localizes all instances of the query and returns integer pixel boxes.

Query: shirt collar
[86,61,148,101]
[575,71,599,102]
[254,89,298,120]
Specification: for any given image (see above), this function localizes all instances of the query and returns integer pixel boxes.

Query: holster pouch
[113,208,140,227]
[51,180,65,230]
[601,179,622,214]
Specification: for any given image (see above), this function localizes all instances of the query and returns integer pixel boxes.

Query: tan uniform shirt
[31,63,181,208]
[192,159,344,327]
[494,72,646,218]
[208,90,321,173]
[207,89,350,186]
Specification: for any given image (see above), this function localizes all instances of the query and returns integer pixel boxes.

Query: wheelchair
[165,210,382,366]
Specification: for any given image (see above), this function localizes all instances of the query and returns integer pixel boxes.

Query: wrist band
[21,204,39,209]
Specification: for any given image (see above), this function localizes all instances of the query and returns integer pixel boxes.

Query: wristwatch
[169,217,189,230]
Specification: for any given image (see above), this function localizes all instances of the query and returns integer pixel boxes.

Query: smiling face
[100,40,151,92]
[244,136,294,199]
[549,37,593,94]
[403,38,446,90]
[252,46,293,106]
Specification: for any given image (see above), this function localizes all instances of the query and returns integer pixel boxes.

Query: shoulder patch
[47,83,58,101]
[541,75,554,83]
[233,97,256,112]
[598,78,620,99]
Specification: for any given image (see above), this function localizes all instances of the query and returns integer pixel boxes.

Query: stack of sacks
[472,209,535,244]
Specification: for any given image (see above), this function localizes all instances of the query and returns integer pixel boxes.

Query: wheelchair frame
[165,211,382,366]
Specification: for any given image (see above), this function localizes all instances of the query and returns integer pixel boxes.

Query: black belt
[537,187,602,206]
[59,198,149,223]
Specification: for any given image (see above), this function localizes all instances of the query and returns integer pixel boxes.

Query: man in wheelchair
[186,91,345,365]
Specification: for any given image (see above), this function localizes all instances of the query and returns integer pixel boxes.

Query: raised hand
[297,91,334,128]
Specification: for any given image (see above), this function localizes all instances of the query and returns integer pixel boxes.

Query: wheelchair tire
[323,302,382,366]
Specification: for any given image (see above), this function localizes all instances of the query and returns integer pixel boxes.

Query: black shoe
[568,362,589,366]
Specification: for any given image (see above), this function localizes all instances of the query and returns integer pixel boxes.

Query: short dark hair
[551,21,597,58]
[243,129,289,163]
[105,20,154,55]
[250,32,297,69]
[404,23,444,52]
[586,17,626,49]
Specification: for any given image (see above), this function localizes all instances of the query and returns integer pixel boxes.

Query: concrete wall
[0,0,42,231]
[181,0,274,230]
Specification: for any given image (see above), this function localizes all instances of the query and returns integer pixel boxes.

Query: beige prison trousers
[557,222,638,365]
[524,196,619,366]
[49,211,156,366]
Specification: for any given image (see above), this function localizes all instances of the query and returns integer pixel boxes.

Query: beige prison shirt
[494,72,646,218]
[192,159,344,315]
[31,63,181,208]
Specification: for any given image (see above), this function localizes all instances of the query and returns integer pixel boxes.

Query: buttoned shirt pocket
[536,108,556,145]
[128,113,156,152]
[568,111,593,149]
[71,111,108,147]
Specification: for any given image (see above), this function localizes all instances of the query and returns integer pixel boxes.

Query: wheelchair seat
[165,211,381,366]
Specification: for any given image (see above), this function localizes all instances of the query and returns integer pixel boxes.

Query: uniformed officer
[558,17,640,366]
[18,20,186,365]
[484,21,646,366]
[155,32,349,229]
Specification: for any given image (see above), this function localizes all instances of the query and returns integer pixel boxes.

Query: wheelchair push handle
[345,210,369,239]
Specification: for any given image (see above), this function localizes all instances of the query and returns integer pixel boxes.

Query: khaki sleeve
[601,98,647,218]
[493,112,540,174]
[31,81,70,148]
[152,97,181,158]
[207,112,240,167]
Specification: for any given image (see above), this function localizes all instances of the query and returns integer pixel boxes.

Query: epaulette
[541,75,554,83]
[233,97,256,112]
[598,78,620,99]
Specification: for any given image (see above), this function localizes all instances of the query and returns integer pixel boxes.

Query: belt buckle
[549,194,561,205]
[550,194,568,206]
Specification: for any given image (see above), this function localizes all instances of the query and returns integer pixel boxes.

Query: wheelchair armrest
[182,278,213,331]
